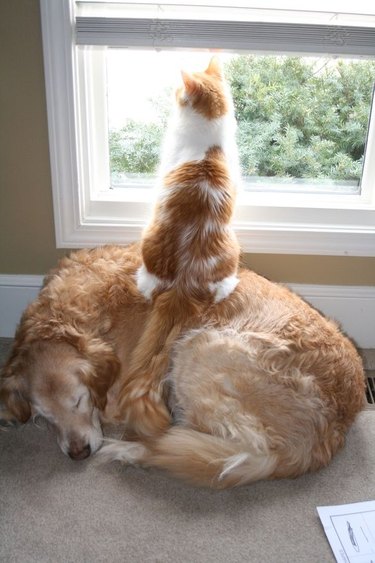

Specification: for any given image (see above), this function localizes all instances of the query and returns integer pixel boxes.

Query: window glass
[106,49,375,194]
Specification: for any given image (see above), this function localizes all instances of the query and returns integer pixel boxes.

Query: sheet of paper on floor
[317,500,375,563]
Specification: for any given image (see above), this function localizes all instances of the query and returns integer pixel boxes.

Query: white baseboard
[0,275,374,348]
[0,275,44,339]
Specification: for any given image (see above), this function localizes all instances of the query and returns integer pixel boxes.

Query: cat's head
[176,56,231,119]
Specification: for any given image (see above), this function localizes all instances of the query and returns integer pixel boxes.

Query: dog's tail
[99,427,278,488]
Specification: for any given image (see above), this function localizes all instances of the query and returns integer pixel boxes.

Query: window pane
[106,49,375,194]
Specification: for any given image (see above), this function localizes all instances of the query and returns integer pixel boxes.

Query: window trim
[40,0,375,256]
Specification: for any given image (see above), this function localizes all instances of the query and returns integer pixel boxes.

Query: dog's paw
[0,413,21,430]
[97,440,147,465]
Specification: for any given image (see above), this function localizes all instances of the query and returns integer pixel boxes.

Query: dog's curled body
[100,269,365,488]
[0,243,365,485]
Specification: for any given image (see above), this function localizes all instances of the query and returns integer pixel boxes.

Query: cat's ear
[181,70,202,98]
[205,56,223,79]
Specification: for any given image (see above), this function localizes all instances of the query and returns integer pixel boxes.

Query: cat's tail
[127,287,203,375]
[99,427,278,489]
[112,288,205,436]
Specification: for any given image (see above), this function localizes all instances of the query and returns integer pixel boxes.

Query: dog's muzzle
[68,443,91,460]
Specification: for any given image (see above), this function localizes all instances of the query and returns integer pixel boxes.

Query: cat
[114,56,242,438]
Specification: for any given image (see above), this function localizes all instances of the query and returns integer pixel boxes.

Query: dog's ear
[77,352,121,411]
[88,377,113,411]
[0,375,31,424]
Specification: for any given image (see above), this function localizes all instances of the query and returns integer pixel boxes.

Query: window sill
[56,187,375,256]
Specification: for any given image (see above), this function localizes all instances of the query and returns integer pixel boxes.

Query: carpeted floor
[1,338,374,563]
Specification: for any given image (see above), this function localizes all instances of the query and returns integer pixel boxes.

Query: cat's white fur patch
[159,104,240,186]
[198,181,228,212]
[136,264,163,301]
[209,274,239,303]
[180,253,221,278]
[202,219,220,235]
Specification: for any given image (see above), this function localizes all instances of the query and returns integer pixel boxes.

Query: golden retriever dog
[0,243,149,459]
[0,243,365,487]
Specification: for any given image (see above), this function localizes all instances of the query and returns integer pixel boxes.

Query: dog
[0,244,365,487]
[0,243,150,459]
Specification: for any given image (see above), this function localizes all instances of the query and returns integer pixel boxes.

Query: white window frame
[40,0,375,255]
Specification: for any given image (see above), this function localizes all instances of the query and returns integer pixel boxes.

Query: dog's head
[0,340,119,460]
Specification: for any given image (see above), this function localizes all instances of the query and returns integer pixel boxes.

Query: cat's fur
[115,57,241,437]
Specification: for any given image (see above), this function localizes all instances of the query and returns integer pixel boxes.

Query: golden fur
[101,252,365,487]
[116,57,241,438]
[0,243,365,487]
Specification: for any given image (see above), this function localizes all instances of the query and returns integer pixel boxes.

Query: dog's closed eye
[73,391,90,411]
[75,396,83,409]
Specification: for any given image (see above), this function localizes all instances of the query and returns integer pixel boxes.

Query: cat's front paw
[135,264,162,301]
[209,274,239,303]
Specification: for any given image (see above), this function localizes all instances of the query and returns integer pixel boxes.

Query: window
[106,51,374,193]
[40,0,375,255]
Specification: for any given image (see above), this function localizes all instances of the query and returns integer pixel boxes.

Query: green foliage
[226,56,375,180]
[109,56,375,183]
[109,89,170,177]
[110,121,164,175]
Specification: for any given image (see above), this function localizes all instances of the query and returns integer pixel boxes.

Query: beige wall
[1,1,375,284]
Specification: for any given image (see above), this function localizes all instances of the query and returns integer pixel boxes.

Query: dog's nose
[68,443,91,460]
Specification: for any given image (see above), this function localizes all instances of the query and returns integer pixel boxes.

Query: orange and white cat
[114,57,241,437]
[138,56,240,301]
